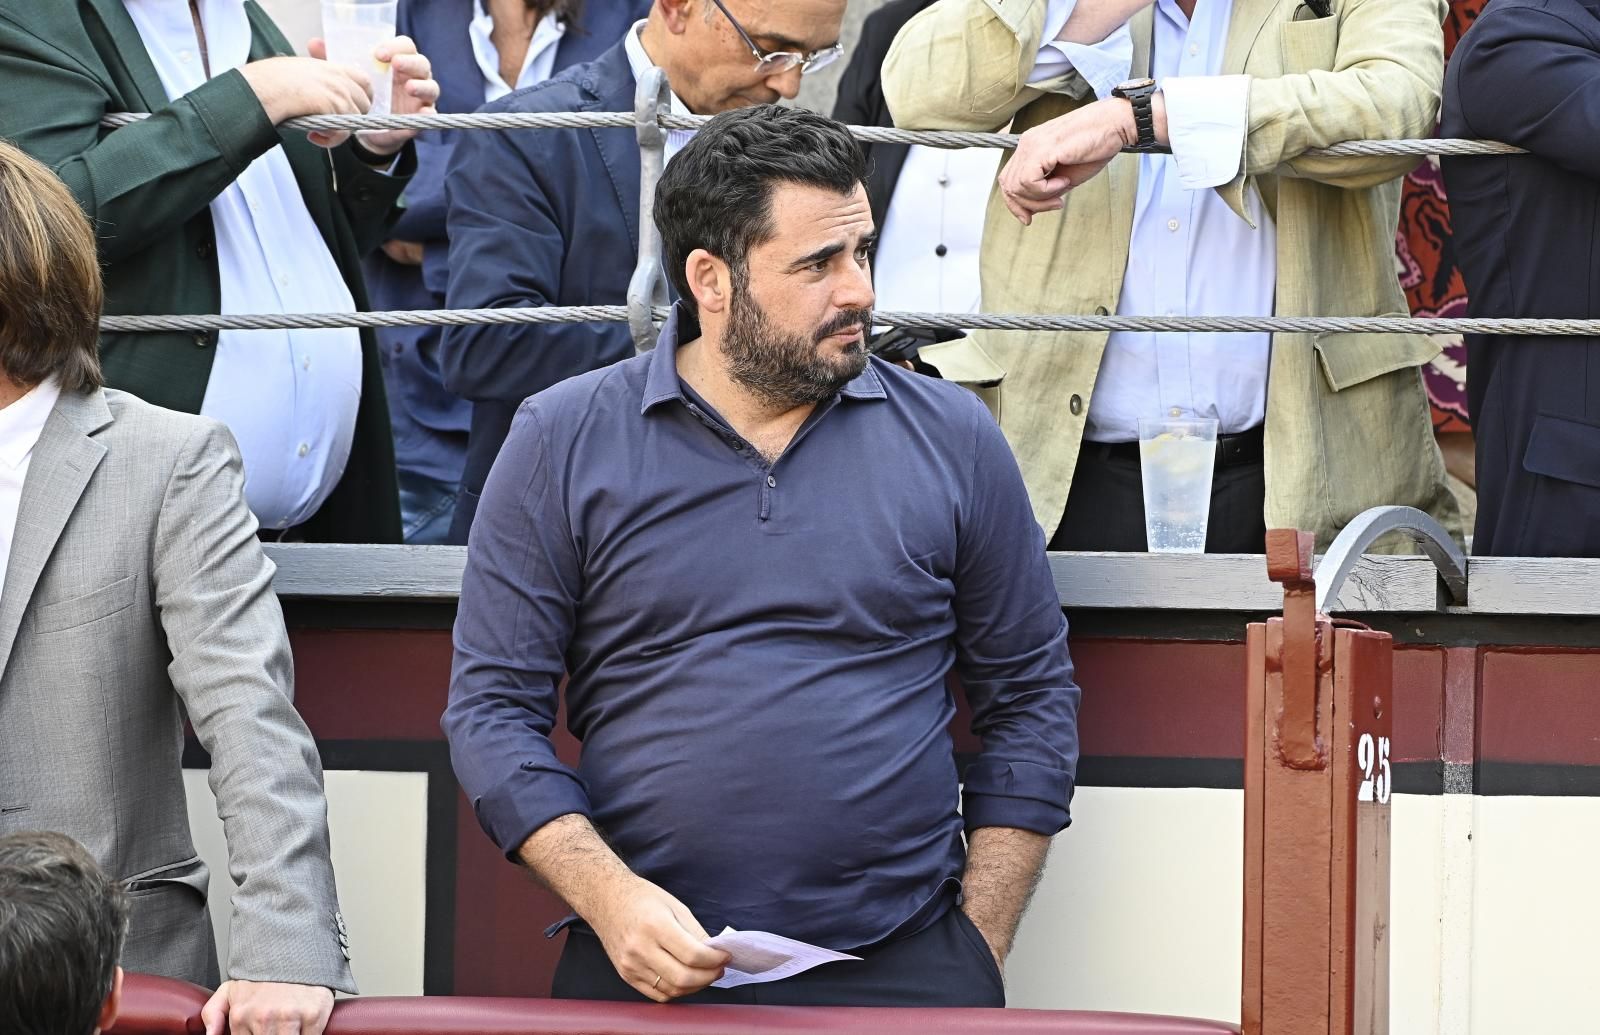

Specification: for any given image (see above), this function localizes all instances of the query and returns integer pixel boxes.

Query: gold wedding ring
[653,974,663,991]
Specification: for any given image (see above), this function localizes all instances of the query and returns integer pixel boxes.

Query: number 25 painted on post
[1357,733,1392,805]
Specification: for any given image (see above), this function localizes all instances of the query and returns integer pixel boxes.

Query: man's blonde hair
[0,139,103,393]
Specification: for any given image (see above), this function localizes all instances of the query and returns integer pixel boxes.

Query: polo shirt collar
[641,303,887,414]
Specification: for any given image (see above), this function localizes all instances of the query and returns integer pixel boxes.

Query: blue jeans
[398,468,458,545]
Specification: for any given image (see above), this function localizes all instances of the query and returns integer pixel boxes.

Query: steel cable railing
[97,78,1539,345]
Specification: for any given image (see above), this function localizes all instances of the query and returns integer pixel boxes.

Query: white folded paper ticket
[705,927,861,988]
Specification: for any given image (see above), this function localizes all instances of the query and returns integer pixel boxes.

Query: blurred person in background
[830,0,1010,408]
[368,0,646,543]
[1441,0,1600,557]
[883,0,1460,552]
[0,0,440,543]
[0,140,352,1035]
[0,832,129,1035]
[440,0,847,543]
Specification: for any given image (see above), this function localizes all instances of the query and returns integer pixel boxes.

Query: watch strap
[1113,82,1171,155]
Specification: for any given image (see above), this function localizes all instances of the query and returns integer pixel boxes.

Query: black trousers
[550,906,1006,1007]
[1049,429,1268,554]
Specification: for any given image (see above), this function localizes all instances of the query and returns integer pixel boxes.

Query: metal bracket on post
[1315,505,1468,612]
[627,67,672,353]
[1269,529,1322,769]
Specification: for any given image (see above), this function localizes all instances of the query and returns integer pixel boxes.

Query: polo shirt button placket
[758,471,775,522]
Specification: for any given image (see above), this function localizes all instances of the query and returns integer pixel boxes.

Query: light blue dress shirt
[123,0,363,529]
[1033,0,1277,442]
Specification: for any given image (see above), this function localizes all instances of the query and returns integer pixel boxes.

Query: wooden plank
[259,544,1600,617]
[265,544,468,599]
[1461,556,1600,615]
[1049,553,1442,613]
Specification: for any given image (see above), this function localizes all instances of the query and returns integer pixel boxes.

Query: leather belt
[1082,424,1265,471]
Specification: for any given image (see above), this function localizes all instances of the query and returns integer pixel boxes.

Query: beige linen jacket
[883,0,1461,548]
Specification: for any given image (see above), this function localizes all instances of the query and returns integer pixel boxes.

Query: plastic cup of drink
[321,0,397,116]
[1137,417,1218,553]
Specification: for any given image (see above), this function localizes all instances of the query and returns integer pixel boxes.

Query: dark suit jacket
[830,0,939,233]
[366,0,645,488]
[440,39,644,542]
[0,0,406,543]
[1441,0,1600,556]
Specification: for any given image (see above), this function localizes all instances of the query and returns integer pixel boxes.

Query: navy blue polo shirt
[444,305,1080,950]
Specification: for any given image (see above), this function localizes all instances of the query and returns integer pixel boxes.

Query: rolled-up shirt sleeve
[442,402,591,858]
[1161,73,1252,188]
[1029,0,1135,98]
[952,394,1082,836]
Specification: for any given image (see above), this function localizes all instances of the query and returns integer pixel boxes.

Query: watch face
[1118,77,1158,92]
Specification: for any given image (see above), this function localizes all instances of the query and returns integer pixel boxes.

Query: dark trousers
[1050,428,1268,553]
[550,906,1006,1007]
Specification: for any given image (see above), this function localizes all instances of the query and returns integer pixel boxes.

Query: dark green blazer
[0,0,404,543]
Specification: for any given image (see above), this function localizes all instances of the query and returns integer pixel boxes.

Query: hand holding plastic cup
[320,0,397,116]
[1137,417,1218,553]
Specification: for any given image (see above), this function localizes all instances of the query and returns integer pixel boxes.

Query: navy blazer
[1440,0,1600,556]
[439,38,646,542]
[365,1,644,491]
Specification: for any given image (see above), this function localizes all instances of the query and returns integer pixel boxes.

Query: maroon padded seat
[110,974,1240,1035]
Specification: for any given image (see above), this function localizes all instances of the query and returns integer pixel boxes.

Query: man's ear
[685,249,732,316]
[95,966,123,1034]
[655,0,695,34]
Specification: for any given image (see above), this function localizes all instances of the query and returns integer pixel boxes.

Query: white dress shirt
[124,0,362,530]
[1033,0,1277,442]
[624,20,697,163]
[875,146,1002,315]
[469,3,565,103]
[0,377,61,598]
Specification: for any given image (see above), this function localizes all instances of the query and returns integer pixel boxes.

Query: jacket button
[197,240,213,261]
[1069,394,1083,416]
[193,332,210,348]
[1094,305,1110,316]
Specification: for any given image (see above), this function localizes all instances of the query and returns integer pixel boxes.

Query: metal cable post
[627,69,673,353]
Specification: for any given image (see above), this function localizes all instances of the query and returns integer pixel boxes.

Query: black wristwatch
[1112,78,1168,154]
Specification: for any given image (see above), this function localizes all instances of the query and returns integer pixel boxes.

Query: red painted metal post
[1243,530,1393,1035]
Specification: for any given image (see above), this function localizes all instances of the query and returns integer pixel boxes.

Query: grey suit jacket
[0,387,355,991]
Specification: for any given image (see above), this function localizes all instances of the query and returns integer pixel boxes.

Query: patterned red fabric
[1398,0,1485,433]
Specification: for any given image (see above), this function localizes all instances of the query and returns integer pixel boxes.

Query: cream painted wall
[1006,787,1244,1022]
[1007,790,1450,1029]
[183,769,431,996]
[181,770,1600,1028]
[1470,797,1600,1030]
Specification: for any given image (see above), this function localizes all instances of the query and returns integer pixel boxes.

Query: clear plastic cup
[1137,417,1218,553]
[321,0,397,116]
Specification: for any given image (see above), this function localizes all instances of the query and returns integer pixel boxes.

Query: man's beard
[722,284,872,407]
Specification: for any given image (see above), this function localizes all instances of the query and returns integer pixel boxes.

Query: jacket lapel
[83,0,174,108]
[0,390,112,682]
[1224,0,1282,73]
[584,42,643,251]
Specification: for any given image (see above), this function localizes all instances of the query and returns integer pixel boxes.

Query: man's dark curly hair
[654,105,869,316]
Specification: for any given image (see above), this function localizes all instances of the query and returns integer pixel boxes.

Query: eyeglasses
[708,0,844,77]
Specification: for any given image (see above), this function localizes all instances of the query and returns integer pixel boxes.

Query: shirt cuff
[1031,30,1135,98]
[961,758,1075,836]
[472,761,594,861]
[1028,0,1133,97]
[1161,74,1252,189]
